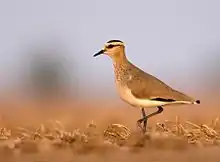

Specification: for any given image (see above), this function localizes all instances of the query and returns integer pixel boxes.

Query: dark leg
[142,108,148,133]
[141,108,147,133]
[137,106,164,133]
[137,108,146,132]
[137,108,147,133]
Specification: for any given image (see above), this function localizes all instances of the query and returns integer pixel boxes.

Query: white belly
[116,84,192,108]
[116,85,167,108]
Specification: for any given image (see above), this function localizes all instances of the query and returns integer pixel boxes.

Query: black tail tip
[195,100,200,104]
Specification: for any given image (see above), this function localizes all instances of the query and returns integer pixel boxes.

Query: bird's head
[93,40,126,61]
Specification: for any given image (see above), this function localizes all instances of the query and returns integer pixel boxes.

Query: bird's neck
[112,52,130,82]
[111,51,128,66]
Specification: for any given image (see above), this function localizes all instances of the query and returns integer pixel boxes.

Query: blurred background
[0,0,219,110]
[1,1,220,161]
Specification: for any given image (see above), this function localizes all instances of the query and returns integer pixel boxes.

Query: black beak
[93,49,104,57]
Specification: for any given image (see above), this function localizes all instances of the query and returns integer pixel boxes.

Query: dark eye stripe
[107,44,114,48]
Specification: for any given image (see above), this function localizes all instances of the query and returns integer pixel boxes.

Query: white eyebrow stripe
[105,42,125,47]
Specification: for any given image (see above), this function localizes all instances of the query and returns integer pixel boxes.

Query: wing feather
[125,62,195,102]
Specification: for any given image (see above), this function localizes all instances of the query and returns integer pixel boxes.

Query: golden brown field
[0,98,220,162]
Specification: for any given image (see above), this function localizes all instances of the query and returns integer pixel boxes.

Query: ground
[0,99,219,162]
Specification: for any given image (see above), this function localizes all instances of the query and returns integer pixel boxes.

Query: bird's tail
[171,89,201,105]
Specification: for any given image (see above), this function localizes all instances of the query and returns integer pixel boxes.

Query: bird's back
[114,60,196,103]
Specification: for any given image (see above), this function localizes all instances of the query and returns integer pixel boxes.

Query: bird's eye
[107,44,114,48]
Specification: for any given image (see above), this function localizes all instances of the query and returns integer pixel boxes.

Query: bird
[93,40,200,133]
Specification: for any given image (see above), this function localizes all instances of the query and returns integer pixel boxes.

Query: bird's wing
[126,64,195,102]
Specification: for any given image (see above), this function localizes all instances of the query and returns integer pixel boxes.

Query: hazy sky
[0,0,220,97]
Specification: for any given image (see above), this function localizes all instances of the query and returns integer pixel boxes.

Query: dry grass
[0,99,220,162]
[0,116,220,153]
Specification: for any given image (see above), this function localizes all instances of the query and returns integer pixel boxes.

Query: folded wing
[126,63,196,103]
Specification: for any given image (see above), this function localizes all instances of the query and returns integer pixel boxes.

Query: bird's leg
[141,108,147,133]
[146,106,163,119]
[142,108,147,133]
[137,106,164,133]
[137,108,147,133]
